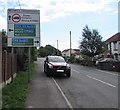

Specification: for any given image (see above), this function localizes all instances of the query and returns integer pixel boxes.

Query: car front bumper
[48,68,70,74]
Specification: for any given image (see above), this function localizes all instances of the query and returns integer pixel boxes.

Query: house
[62,49,80,58]
[105,32,120,61]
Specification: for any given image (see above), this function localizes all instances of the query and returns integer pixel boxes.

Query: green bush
[75,55,94,66]
[69,54,75,63]
[2,63,36,109]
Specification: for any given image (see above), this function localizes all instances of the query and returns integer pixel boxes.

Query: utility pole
[70,31,71,58]
[57,40,58,55]
[52,44,54,55]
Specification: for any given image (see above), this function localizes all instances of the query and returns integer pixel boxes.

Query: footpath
[25,59,69,108]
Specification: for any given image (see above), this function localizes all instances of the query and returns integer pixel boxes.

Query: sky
[0,0,119,51]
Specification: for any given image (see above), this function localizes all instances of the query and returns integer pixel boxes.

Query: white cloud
[0,15,7,31]
[0,0,118,30]
[21,0,118,21]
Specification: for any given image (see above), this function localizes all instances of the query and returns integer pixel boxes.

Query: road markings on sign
[52,78,73,110]
[86,75,116,88]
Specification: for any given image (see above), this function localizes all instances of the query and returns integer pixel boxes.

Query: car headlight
[48,63,53,68]
[66,64,70,69]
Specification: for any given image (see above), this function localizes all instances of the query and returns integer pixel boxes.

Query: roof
[62,49,70,53]
[73,49,80,52]
[105,32,120,43]
[62,49,80,53]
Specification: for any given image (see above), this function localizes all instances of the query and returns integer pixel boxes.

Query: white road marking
[27,106,34,108]
[96,69,118,76]
[52,78,73,110]
[86,75,116,88]
[72,69,79,74]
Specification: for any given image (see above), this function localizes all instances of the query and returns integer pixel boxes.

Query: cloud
[0,15,7,30]
[0,0,118,30]
[20,0,118,22]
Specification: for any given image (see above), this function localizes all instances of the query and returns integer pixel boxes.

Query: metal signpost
[7,9,40,82]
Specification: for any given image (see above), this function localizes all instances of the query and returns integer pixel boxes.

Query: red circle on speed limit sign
[12,14,21,23]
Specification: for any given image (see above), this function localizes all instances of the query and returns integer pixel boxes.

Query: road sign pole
[11,47,14,82]
[28,47,31,83]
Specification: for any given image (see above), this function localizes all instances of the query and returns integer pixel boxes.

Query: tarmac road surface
[25,58,118,109]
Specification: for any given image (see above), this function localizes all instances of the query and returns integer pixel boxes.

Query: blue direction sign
[12,38,34,46]
[14,24,36,37]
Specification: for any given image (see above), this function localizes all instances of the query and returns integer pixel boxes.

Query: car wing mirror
[66,59,68,63]
[44,60,47,63]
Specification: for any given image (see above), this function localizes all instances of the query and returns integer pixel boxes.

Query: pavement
[25,59,70,108]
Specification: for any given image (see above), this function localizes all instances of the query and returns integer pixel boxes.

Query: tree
[1,29,7,51]
[38,45,61,57]
[80,25,104,57]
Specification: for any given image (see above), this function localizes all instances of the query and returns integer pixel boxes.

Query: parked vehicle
[96,58,120,71]
[96,58,117,65]
[44,56,71,77]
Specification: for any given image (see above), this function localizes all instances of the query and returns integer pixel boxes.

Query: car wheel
[44,68,46,73]
[66,72,71,78]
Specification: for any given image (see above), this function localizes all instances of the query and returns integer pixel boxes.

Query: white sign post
[7,9,40,82]
[7,9,40,47]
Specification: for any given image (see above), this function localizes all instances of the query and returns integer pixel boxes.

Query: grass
[2,63,36,109]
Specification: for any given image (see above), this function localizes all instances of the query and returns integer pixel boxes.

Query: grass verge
[2,63,36,109]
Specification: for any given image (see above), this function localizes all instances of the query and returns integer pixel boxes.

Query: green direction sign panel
[14,24,36,37]
[12,38,34,46]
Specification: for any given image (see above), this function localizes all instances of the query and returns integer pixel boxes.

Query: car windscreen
[48,57,65,62]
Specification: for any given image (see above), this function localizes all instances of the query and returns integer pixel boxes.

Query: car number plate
[57,70,64,72]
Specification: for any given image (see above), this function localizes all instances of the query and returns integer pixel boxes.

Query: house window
[63,54,66,56]
[107,44,109,50]
[113,42,117,51]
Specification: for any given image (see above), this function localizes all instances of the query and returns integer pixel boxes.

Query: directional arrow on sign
[9,29,14,32]
[34,41,39,43]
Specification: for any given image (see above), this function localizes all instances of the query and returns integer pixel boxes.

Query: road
[25,58,118,109]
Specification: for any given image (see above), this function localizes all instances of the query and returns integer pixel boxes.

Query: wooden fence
[0,51,1,84]
[2,50,17,86]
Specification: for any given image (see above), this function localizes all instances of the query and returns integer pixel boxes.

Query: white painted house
[62,49,80,58]
[105,33,120,61]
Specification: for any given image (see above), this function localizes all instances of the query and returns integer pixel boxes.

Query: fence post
[4,50,7,85]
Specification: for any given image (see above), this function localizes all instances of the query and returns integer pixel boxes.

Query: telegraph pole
[57,40,58,55]
[70,31,71,58]
[52,44,54,55]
